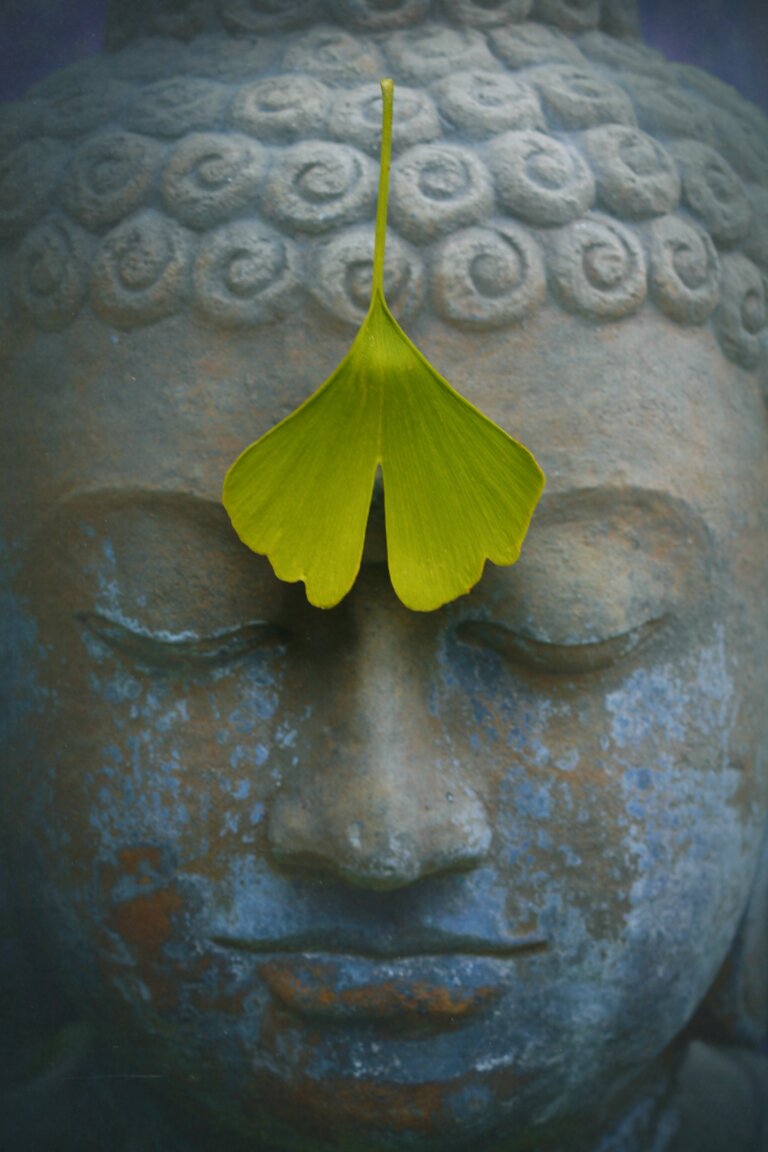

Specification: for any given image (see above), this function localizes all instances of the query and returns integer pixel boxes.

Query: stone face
[1,4,768,1151]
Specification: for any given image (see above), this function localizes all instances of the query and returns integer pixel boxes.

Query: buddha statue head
[1,1,767,1149]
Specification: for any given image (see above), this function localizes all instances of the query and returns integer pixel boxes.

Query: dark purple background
[0,2,766,111]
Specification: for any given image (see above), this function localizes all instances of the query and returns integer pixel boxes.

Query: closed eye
[455,616,667,675]
[78,612,289,674]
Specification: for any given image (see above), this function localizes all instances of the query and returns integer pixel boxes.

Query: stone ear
[691,825,768,1047]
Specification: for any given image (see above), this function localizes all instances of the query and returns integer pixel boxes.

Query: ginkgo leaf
[223,78,545,612]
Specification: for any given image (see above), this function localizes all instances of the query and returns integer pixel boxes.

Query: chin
[87,948,669,1152]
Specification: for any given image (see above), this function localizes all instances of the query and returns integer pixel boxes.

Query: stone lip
[212,931,547,1020]
[211,928,548,958]
[247,951,546,1022]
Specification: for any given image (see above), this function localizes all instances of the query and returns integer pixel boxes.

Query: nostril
[338,844,426,892]
[268,785,492,890]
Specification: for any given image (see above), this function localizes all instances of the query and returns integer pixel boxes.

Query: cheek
[595,634,765,963]
[11,643,301,965]
[436,629,763,963]
[47,650,290,843]
[9,647,299,1070]
[427,627,765,1072]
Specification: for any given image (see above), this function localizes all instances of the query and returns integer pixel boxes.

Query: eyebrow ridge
[532,484,712,542]
[31,484,225,537]
[40,483,714,575]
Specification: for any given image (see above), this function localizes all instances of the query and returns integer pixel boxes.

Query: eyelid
[455,616,666,675]
[78,612,289,672]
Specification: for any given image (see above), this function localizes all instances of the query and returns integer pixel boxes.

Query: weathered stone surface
[580,124,680,218]
[432,222,546,326]
[548,210,647,317]
[231,73,330,142]
[11,214,91,330]
[309,224,424,324]
[391,142,495,241]
[0,139,66,241]
[1,4,767,1151]
[648,215,721,325]
[527,62,637,129]
[90,209,192,326]
[193,220,302,327]
[673,141,752,248]
[489,129,596,224]
[715,253,767,369]
[0,3,763,369]
[432,70,546,138]
[61,132,162,231]
[160,132,268,230]
[327,83,440,154]
[261,140,376,234]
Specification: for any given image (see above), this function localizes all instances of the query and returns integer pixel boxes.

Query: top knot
[105,0,641,49]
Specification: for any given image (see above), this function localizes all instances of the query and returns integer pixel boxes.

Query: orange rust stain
[191,984,247,1017]
[116,845,164,884]
[252,1008,532,1140]
[301,1067,530,1138]
[99,846,168,900]
[259,962,497,1018]
[309,1078,446,1131]
[264,1072,449,1135]
[99,927,220,1018]
[110,886,183,962]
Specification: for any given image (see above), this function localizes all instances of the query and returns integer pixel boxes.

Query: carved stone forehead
[0,0,766,385]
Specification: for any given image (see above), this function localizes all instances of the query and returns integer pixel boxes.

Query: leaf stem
[372,77,394,301]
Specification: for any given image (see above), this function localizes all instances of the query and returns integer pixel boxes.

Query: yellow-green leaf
[223,78,545,612]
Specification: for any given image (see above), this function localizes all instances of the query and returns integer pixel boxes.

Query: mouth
[211,927,547,959]
[211,931,547,1024]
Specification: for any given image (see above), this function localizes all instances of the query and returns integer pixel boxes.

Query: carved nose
[268,765,491,890]
[267,574,491,889]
